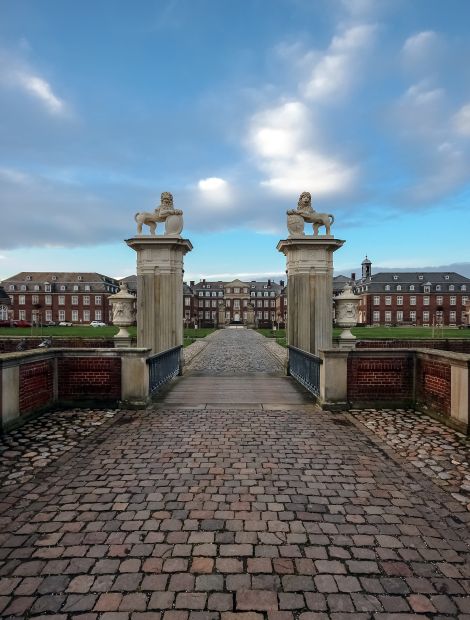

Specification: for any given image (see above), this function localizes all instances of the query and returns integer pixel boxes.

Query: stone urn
[334,283,360,347]
[109,282,136,346]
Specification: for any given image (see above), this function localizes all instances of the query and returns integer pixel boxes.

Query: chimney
[280,280,285,287]
[202,278,206,283]
[351,272,356,281]
[190,280,195,287]
[267,279,271,286]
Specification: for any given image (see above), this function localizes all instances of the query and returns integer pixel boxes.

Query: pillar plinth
[125,236,193,355]
[277,237,344,355]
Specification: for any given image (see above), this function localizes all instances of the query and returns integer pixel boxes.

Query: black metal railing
[147,346,182,396]
[288,345,322,398]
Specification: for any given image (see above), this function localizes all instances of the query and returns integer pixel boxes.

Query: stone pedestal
[125,236,193,355]
[277,237,344,355]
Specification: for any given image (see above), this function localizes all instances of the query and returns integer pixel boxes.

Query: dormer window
[444,275,449,280]
[462,285,467,291]
[78,276,83,281]
[9,285,14,291]
[52,275,57,281]
[26,275,31,281]
[449,285,454,291]
[393,275,398,280]
[396,285,401,291]
[60,285,66,291]
[424,285,430,293]
[21,285,26,291]
[436,285,441,291]
[418,275,423,280]
[409,285,415,291]
[385,285,390,291]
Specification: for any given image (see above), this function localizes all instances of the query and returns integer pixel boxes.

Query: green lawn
[0,326,216,340]
[257,327,470,340]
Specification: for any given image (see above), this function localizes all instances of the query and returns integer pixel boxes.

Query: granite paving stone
[350,408,470,511]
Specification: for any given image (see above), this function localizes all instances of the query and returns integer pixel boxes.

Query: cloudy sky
[1,0,470,282]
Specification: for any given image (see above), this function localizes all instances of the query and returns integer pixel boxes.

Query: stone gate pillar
[277,192,344,355]
[126,192,192,356]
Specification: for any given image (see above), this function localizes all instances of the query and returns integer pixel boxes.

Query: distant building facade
[1,272,120,325]
[0,287,11,322]
[122,275,286,328]
[354,258,470,327]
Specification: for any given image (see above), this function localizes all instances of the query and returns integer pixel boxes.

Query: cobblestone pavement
[187,329,283,375]
[1,407,470,619]
[349,409,470,512]
[0,409,120,489]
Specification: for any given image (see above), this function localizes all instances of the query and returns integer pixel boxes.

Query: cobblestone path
[350,409,470,512]
[187,329,283,375]
[1,407,470,619]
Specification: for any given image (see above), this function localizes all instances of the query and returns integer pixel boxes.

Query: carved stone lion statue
[135,191,184,236]
[287,191,335,237]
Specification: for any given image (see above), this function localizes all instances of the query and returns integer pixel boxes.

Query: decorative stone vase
[334,283,360,347]
[109,283,136,346]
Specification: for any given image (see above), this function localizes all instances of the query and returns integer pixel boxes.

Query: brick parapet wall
[58,356,121,401]
[19,359,54,415]
[347,351,414,404]
[0,347,150,431]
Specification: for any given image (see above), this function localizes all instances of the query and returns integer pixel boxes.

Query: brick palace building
[1,272,120,325]
[355,257,470,327]
[123,275,287,328]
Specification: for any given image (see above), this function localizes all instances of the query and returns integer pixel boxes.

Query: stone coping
[0,347,151,367]
[335,346,470,364]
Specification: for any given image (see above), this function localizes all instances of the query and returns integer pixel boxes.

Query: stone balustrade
[0,347,150,431]
[319,347,470,434]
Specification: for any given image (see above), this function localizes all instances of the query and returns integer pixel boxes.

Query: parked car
[12,320,32,328]
[44,320,57,327]
[90,321,107,327]
[0,320,12,327]
[58,321,73,327]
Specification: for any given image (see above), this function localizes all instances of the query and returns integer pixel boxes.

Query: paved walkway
[187,329,283,376]
[1,407,470,619]
[1,330,470,618]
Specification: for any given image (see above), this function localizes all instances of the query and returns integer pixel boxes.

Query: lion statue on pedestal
[287,192,334,237]
[135,191,184,236]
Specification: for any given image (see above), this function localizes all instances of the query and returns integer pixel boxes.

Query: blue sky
[1,0,470,281]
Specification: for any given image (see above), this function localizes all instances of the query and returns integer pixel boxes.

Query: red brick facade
[416,357,452,417]
[347,353,414,404]
[19,359,54,415]
[58,357,121,401]
[1,272,119,325]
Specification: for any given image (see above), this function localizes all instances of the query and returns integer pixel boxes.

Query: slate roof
[1,272,119,293]
[0,286,11,305]
[356,271,470,293]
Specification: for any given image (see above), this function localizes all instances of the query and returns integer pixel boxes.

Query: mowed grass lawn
[257,327,470,340]
[0,326,216,340]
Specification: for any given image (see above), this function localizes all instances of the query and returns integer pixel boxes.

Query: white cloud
[0,167,32,184]
[302,24,377,101]
[0,48,67,116]
[198,177,227,191]
[453,103,470,136]
[403,30,438,60]
[196,176,233,207]
[16,72,65,114]
[248,100,356,197]
[403,81,444,106]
